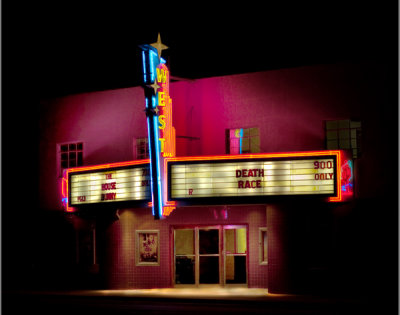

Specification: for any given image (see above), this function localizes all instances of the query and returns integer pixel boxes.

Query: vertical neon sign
[140,34,176,219]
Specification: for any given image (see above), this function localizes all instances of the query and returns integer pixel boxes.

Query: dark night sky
[32,2,398,99]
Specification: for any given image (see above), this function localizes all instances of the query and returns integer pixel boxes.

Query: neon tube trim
[142,51,147,82]
[149,50,157,82]
[147,117,155,216]
[153,114,163,218]
[62,159,150,212]
[239,129,243,154]
[165,150,343,202]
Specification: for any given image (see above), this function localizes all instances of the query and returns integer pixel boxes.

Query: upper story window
[135,137,149,160]
[226,127,260,154]
[325,120,361,158]
[59,142,83,176]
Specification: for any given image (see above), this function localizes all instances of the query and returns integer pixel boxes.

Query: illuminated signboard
[69,166,151,206]
[166,151,352,202]
[157,63,176,158]
[61,160,150,211]
[61,151,352,211]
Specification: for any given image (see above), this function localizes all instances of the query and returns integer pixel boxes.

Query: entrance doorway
[173,225,248,287]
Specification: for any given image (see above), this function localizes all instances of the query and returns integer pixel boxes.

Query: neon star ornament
[150,33,168,59]
[147,80,160,95]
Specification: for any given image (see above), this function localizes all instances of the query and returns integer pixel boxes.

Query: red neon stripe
[165,150,343,203]
[328,150,342,202]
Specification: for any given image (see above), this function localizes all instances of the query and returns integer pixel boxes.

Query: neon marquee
[62,159,150,212]
[165,150,353,203]
[61,150,352,213]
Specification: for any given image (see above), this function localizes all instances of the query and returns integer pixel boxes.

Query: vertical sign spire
[139,34,175,219]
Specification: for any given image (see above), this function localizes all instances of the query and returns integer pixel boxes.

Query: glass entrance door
[174,225,247,287]
[198,227,221,285]
[174,228,196,285]
[224,226,247,285]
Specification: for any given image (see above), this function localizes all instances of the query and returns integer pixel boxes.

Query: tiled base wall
[103,205,268,289]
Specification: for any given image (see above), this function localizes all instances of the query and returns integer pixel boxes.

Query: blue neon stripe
[146,117,155,216]
[150,50,158,82]
[150,51,154,82]
[153,115,163,218]
[142,51,147,82]
[239,129,243,154]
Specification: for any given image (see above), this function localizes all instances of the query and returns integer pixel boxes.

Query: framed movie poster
[136,230,160,266]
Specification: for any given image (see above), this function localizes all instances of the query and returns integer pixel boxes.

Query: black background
[2,1,398,310]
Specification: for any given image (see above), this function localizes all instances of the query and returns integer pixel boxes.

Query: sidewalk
[12,287,360,303]
[4,288,374,315]
[62,287,272,300]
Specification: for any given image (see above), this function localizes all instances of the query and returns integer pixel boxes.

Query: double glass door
[174,225,247,286]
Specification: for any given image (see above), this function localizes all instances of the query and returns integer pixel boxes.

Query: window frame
[325,119,361,158]
[134,137,149,160]
[259,227,268,265]
[57,141,84,177]
[226,127,260,154]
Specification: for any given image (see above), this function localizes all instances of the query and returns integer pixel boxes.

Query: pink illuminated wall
[170,64,365,156]
[39,88,147,210]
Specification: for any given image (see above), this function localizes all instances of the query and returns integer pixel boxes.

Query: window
[325,120,361,158]
[135,137,149,159]
[226,127,260,154]
[59,142,83,176]
[259,228,268,265]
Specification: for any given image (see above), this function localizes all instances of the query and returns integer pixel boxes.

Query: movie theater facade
[38,52,379,293]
